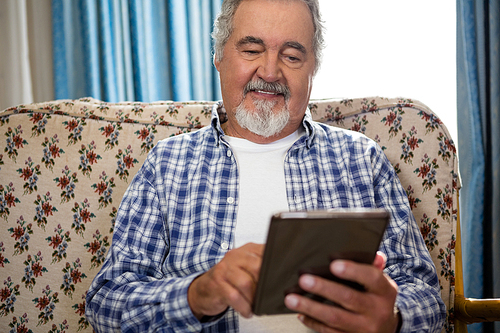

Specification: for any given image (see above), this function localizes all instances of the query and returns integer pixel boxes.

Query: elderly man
[86,0,446,332]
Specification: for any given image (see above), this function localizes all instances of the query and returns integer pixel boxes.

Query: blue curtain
[457,0,500,332]
[52,0,222,102]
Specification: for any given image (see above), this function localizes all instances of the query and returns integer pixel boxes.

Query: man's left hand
[284,252,400,333]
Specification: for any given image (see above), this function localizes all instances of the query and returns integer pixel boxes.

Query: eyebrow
[236,36,265,48]
[236,36,307,55]
[284,41,307,55]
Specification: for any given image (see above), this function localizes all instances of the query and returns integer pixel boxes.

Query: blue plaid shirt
[86,102,445,332]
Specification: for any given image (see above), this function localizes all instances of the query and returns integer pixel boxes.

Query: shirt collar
[210,101,316,148]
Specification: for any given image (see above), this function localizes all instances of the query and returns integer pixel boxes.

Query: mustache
[243,80,291,100]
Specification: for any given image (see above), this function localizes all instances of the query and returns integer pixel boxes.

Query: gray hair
[212,0,325,74]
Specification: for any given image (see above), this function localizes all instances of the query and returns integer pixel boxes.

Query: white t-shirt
[225,132,295,248]
[225,129,314,332]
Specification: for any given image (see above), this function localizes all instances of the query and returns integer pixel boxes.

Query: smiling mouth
[255,90,281,96]
[244,80,291,100]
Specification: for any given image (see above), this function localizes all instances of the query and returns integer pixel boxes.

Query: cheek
[221,62,253,92]
[235,65,257,88]
[287,78,313,116]
[219,65,252,110]
[290,79,312,101]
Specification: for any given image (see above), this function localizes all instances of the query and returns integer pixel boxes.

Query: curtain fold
[52,0,222,102]
[0,0,54,110]
[457,0,500,332]
[0,0,34,109]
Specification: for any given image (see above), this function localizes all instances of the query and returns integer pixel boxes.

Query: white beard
[234,98,290,138]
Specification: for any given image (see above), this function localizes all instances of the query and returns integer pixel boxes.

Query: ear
[213,54,221,72]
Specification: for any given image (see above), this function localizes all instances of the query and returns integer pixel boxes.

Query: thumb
[373,251,387,271]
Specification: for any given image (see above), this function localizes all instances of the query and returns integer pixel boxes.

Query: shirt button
[227,197,234,204]
[226,150,232,157]
[294,195,299,203]
[221,242,229,250]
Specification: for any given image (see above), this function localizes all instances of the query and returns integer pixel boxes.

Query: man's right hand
[187,243,264,320]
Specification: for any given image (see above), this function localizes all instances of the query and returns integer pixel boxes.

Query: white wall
[312,0,457,143]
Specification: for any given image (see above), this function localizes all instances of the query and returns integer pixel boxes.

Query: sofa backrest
[0,97,459,332]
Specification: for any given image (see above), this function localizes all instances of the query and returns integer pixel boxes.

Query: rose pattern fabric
[0,97,460,332]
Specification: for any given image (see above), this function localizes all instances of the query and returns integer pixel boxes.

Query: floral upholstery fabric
[0,97,459,332]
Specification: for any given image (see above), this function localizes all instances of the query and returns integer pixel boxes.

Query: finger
[222,243,265,316]
[223,281,254,317]
[191,244,264,318]
[373,251,387,271]
[199,265,254,318]
[243,242,265,257]
[223,244,263,280]
[238,243,264,281]
[330,260,393,295]
[209,270,255,318]
[285,293,360,331]
[225,264,258,302]
[297,274,366,313]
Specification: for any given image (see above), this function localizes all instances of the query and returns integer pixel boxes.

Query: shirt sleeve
[85,150,210,333]
[372,147,446,332]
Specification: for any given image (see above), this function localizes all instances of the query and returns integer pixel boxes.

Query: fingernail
[331,260,346,275]
[285,294,299,308]
[298,314,305,323]
[301,274,315,289]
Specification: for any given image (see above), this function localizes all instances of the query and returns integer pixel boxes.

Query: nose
[256,51,283,83]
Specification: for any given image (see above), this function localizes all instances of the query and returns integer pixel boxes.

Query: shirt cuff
[161,272,227,332]
[161,273,203,332]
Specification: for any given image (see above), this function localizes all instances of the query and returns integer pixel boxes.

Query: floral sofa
[0,97,459,332]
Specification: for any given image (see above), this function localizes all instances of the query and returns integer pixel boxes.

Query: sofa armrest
[454,296,500,324]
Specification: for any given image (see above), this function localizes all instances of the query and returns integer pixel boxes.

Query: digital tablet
[252,209,390,316]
